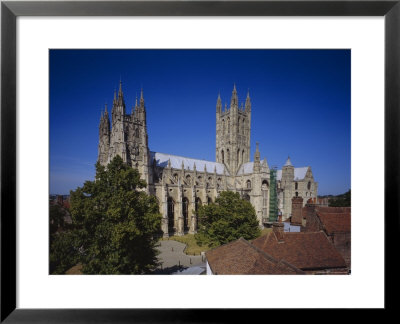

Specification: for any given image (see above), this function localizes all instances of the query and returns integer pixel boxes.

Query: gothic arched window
[221,150,225,164]
[167,198,175,234]
[227,117,230,134]
[242,150,245,163]
[227,149,230,165]
[207,197,212,205]
[295,182,298,190]
[242,118,245,134]
[222,119,225,134]
[307,181,311,190]
[186,175,191,185]
[247,180,251,189]
[182,197,189,232]
[173,173,178,183]
[295,192,299,197]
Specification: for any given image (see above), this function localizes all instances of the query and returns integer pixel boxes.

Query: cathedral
[98,82,318,237]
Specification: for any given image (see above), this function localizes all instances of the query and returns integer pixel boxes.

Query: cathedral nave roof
[150,151,228,175]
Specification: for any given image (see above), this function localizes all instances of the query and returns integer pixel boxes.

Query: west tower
[98,81,150,187]
[216,84,251,174]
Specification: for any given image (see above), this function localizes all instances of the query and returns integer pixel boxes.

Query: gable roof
[205,238,304,275]
[150,151,227,175]
[316,212,351,235]
[252,231,347,271]
[276,167,310,181]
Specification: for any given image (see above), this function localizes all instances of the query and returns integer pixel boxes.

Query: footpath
[153,240,206,274]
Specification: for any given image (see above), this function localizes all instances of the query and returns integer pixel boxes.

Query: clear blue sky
[50,49,350,196]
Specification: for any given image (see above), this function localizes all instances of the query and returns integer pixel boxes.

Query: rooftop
[150,151,228,175]
[205,237,304,275]
[252,231,347,271]
[316,211,351,235]
[276,167,310,181]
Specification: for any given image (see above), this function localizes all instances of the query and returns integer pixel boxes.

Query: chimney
[272,222,284,242]
[291,196,303,225]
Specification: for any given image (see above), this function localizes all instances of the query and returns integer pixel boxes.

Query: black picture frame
[1,0,396,322]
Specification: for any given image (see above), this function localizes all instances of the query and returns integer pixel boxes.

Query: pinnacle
[118,79,123,97]
[284,156,293,167]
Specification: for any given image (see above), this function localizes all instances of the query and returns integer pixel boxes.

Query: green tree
[50,155,162,274]
[49,204,66,237]
[195,191,261,248]
[329,189,351,207]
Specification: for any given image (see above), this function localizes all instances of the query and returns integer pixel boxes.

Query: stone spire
[104,103,108,116]
[140,88,145,108]
[117,80,125,108]
[284,156,293,167]
[118,79,123,98]
[245,89,251,112]
[113,88,117,105]
[216,93,222,114]
[255,142,260,162]
[230,83,238,108]
[253,142,260,173]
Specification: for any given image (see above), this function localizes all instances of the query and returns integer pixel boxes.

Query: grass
[161,234,211,256]
[259,227,272,237]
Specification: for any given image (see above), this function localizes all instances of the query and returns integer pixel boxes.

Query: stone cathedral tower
[98,81,151,188]
[216,84,251,175]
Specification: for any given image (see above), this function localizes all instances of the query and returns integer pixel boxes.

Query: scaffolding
[268,167,278,223]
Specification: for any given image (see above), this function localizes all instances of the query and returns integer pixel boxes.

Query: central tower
[215,84,251,174]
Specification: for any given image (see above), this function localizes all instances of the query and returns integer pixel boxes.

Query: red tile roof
[205,238,304,275]
[316,212,351,234]
[252,231,347,271]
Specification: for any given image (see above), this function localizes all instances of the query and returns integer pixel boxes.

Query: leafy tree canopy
[50,155,162,274]
[195,191,261,248]
[328,189,351,207]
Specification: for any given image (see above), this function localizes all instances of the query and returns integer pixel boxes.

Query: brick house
[205,237,304,275]
[252,223,349,274]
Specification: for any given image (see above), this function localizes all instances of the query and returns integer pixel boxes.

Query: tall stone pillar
[190,186,197,234]
[161,184,169,237]
[177,185,184,236]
